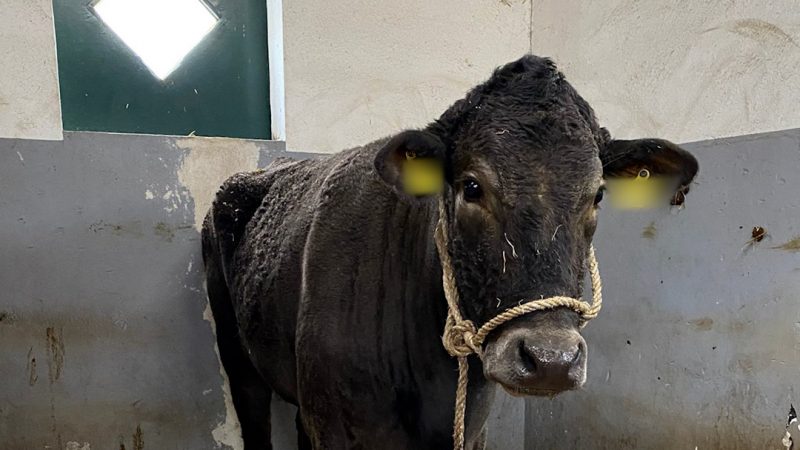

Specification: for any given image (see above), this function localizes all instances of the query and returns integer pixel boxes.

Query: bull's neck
[376,194,492,445]
[387,196,449,353]
[378,194,486,374]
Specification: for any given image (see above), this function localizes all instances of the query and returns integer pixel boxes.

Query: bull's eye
[594,187,605,205]
[463,179,482,201]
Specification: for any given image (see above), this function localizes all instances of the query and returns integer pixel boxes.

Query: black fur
[202,55,698,449]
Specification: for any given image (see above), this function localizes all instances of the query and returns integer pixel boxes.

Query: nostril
[518,340,537,374]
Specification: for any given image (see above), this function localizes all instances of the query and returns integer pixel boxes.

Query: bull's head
[375,55,698,396]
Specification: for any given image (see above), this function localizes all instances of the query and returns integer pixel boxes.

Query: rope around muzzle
[434,199,603,450]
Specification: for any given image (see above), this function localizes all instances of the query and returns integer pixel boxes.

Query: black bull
[202,55,698,449]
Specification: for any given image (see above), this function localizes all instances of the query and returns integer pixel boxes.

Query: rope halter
[434,198,603,450]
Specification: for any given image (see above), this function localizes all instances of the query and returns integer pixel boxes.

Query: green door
[53,0,271,140]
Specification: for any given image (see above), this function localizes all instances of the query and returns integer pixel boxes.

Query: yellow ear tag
[402,157,443,196]
[606,169,671,209]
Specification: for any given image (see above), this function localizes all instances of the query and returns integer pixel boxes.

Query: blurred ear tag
[402,157,443,196]
[606,169,672,209]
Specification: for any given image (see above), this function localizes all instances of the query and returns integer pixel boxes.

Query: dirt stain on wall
[153,222,175,241]
[689,317,713,331]
[153,222,193,242]
[705,18,799,48]
[27,346,38,386]
[773,235,800,252]
[729,19,798,48]
[46,326,65,383]
[132,425,144,450]
[642,222,657,239]
[88,220,145,238]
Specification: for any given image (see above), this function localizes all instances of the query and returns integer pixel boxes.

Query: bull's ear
[374,130,447,197]
[601,137,699,205]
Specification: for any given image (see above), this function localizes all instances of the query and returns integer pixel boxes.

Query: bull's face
[375,56,698,397]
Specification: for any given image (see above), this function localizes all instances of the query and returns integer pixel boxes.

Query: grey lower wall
[0,131,522,449]
[2,129,797,449]
[0,132,289,449]
[525,129,800,449]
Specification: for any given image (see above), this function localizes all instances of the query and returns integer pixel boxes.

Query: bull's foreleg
[296,411,313,450]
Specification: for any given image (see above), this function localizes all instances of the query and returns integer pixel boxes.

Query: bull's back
[203,144,385,402]
[207,151,365,402]
[238,157,330,399]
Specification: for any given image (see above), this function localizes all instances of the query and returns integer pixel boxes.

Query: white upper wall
[3,0,797,147]
[283,0,532,153]
[283,0,800,152]
[531,0,800,143]
[0,0,63,141]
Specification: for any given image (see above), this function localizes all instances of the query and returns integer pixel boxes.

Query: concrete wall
[9,0,799,149]
[282,0,533,154]
[4,0,799,148]
[4,129,796,449]
[0,130,524,450]
[0,132,287,449]
[283,1,800,153]
[2,1,799,449]
[526,129,800,449]
[0,1,530,446]
[531,0,800,143]
[0,0,63,141]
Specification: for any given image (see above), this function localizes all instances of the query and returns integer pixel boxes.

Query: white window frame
[267,0,285,142]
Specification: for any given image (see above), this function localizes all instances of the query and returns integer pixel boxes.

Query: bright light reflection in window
[94,0,219,80]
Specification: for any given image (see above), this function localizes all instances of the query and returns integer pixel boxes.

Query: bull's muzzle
[483,323,587,396]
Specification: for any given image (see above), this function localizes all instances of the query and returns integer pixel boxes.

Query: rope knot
[442,316,480,357]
